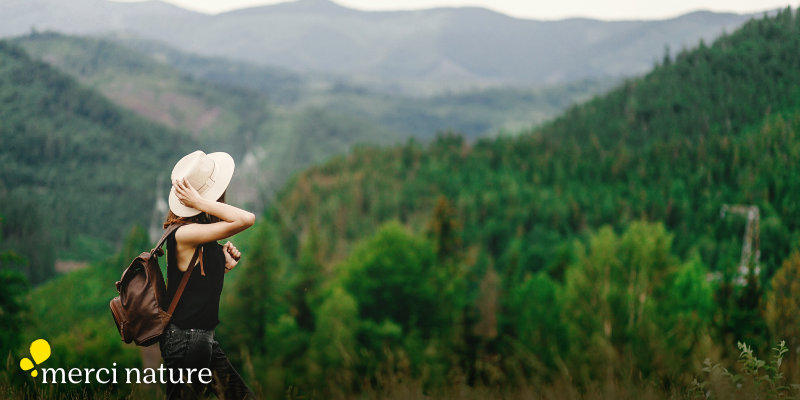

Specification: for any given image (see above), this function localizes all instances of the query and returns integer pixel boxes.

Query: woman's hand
[173,177,205,210]
[222,241,241,271]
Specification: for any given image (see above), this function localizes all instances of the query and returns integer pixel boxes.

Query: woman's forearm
[196,198,255,227]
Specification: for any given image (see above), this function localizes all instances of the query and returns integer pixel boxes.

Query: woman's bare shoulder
[173,223,197,245]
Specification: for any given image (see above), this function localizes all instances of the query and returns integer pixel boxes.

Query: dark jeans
[160,323,255,400]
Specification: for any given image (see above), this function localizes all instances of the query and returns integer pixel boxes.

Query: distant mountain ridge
[224,0,355,15]
[0,0,766,87]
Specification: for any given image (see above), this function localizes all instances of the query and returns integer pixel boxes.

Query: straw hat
[168,150,235,217]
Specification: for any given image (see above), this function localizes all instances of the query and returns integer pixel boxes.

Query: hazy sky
[123,0,795,20]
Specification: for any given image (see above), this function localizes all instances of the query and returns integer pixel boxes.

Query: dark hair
[162,192,226,229]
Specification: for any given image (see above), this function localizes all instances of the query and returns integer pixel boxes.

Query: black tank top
[166,227,225,330]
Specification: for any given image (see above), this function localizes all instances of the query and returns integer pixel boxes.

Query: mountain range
[0,0,766,88]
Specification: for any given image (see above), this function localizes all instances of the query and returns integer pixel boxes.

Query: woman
[159,150,256,400]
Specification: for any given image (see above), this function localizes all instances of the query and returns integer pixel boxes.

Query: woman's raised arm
[172,177,255,245]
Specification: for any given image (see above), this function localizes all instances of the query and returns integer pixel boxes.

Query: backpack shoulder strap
[151,223,184,256]
[166,245,202,316]
[154,223,204,316]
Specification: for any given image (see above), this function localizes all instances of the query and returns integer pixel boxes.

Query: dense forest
[3,7,800,400]
[0,41,193,283]
[15,33,275,156]
[231,8,800,396]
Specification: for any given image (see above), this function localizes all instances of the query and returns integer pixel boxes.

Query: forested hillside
[204,8,800,396]
[269,10,800,285]
[14,33,271,157]
[0,41,192,283]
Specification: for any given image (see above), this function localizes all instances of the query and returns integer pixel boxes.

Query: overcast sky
[121,0,795,20]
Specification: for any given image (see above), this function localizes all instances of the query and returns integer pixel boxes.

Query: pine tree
[292,224,324,331]
[224,222,287,355]
[0,241,28,356]
[426,196,462,262]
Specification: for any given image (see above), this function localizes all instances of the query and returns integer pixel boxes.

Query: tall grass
[2,341,796,399]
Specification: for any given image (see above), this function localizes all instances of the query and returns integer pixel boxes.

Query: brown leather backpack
[109,223,202,346]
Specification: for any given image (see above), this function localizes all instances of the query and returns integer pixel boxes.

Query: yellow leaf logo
[19,339,51,377]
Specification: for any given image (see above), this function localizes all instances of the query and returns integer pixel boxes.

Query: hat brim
[168,152,235,217]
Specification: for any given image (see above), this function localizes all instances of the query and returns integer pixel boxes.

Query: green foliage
[273,8,800,277]
[56,235,115,264]
[23,226,146,362]
[332,223,460,388]
[0,40,192,282]
[220,221,468,396]
[658,254,715,363]
[0,267,29,357]
[15,32,270,157]
[0,220,30,357]
[500,271,568,377]
[8,226,147,398]
[0,197,55,283]
[306,286,359,385]
[222,222,290,355]
[265,13,800,378]
[221,215,720,396]
[560,222,713,381]
[766,249,800,371]
[25,226,146,338]
[691,341,797,399]
[339,222,441,335]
